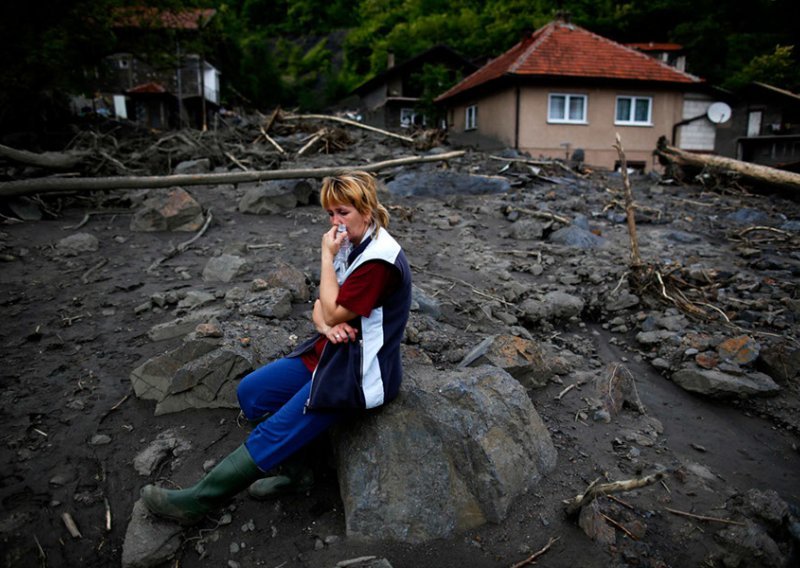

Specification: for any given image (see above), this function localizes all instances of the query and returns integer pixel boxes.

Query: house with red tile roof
[436,19,715,171]
[95,8,220,130]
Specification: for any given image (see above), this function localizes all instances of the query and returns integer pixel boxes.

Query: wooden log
[0,144,87,170]
[0,151,466,197]
[283,113,415,144]
[656,136,800,191]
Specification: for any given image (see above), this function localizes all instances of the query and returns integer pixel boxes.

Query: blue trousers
[237,357,343,472]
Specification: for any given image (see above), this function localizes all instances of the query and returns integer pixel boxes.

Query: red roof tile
[626,42,684,52]
[127,82,167,94]
[113,7,216,30]
[437,21,702,102]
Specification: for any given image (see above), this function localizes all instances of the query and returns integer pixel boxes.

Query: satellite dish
[707,102,732,124]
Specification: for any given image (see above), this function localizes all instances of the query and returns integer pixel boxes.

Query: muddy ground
[1,132,799,568]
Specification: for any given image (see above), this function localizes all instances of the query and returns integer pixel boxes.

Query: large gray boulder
[202,254,251,282]
[458,334,570,389]
[55,232,99,256]
[520,291,584,323]
[671,366,781,398]
[238,180,313,214]
[122,500,182,568]
[130,337,254,415]
[334,364,557,543]
[130,188,204,232]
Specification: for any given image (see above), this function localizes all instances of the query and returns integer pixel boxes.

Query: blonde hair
[320,171,390,233]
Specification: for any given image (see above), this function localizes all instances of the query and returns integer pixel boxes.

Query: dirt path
[1,166,798,568]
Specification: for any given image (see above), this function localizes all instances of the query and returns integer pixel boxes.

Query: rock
[714,523,785,568]
[130,188,204,232]
[133,430,192,476]
[336,558,393,568]
[386,171,510,197]
[55,232,99,256]
[717,335,760,365]
[176,290,216,311]
[122,500,182,568]
[7,197,43,221]
[548,225,605,249]
[757,342,800,384]
[238,180,312,214]
[147,307,227,342]
[90,434,112,446]
[671,366,780,398]
[334,364,556,543]
[725,208,772,226]
[238,288,293,319]
[635,330,677,346]
[264,261,310,302]
[203,254,251,283]
[411,285,441,319]
[173,158,211,175]
[130,337,254,415]
[520,291,584,323]
[508,219,546,240]
[730,489,789,530]
[458,335,570,389]
[605,291,639,312]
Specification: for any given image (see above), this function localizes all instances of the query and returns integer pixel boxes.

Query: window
[400,108,425,128]
[615,96,652,125]
[548,94,587,123]
[465,105,477,130]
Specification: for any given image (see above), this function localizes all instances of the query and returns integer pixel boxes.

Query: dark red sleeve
[337,261,399,317]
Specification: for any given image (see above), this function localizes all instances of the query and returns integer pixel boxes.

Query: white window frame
[547,93,587,124]
[465,105,477,130]
[615,95,653,126]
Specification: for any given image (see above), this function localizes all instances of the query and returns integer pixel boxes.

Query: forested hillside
[2,0,799,131]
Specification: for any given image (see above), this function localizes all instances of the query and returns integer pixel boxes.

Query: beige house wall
[448,86,686,171]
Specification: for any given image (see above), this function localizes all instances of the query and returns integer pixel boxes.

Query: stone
[386,171,510,197]
[411,285,441,319]
[56,232,99,256]
[264,261,310,302]
[714,523,785,568]
[147,307,227,342]
[757,342,800,384]
[548,225,605,249]
[90,434,112,446]
[176,290,216,311]
[671,366,780,398]
[173,158,211,175]
[725,208,772,226]
[238,288,293,319]
[133,430,192,476]
[635,330,676,346]
[730,489,789,530]
[122,500,182,568]
[238,180,312,214]
[334,364,556,543]
[695,351,719,369]
[457,335,570,389]
[717,335,760,365]
[508,219,546,240]
[520,291,584,323]
[130,338,254,415]
[605,291,639,312]
[202,254,251,283]
[130,188,204,232]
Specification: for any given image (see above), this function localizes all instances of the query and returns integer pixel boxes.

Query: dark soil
[1,155,799,568]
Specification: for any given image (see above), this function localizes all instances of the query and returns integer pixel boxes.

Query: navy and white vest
[290,227,412,411]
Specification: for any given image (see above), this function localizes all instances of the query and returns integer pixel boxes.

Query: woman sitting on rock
[142,171,412,524]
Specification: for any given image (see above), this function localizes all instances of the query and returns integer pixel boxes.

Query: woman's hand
[321,225,347,260]
[325,322,358,344]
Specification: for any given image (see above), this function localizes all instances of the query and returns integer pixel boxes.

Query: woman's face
[326,202,372,245]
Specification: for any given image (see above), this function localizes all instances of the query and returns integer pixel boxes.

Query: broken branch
[664,507,745,526]
[564,471,666,516]
[283,113,414,144]
[509,536,559,568]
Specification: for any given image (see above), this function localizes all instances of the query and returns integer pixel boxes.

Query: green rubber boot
[141,444,262,525]
[248,461,314,500]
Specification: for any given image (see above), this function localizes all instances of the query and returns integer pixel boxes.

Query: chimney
[387,51,395,69]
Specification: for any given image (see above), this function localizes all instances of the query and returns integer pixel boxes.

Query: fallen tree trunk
[0,150,466,198]
[656,136,800,191]
[0,144,88,170]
